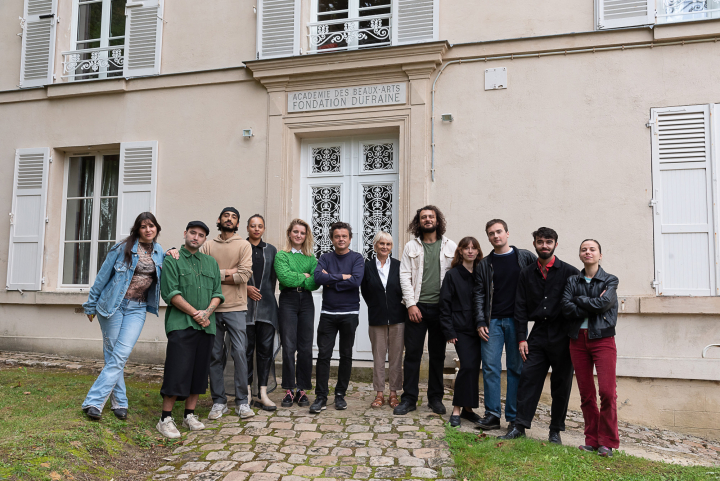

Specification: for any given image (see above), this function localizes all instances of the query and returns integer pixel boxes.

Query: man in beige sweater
[202,207,254,419]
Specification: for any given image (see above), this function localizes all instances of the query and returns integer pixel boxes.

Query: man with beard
[394,206,457,416]
[500,227,580,445]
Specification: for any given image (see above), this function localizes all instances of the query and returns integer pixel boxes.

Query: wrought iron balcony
[308,13,391,54]
[62,45,125,81]
[657,0,720,23]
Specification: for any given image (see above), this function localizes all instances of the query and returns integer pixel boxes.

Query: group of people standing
[78,204,620,458]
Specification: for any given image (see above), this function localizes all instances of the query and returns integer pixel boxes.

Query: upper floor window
[309,0,391,53]
[657,0,720,24]
[596,0,720,30]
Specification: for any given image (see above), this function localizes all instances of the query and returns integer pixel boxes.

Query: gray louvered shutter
[123,0,164,77]
[19,0,58,88]
[391,0,438,45]
[597,0,654,29]
[117,141,158,239]
[257,0,300,59]
[7,148,50,290]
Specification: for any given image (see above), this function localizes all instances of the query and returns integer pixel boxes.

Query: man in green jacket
[157,221,224,439]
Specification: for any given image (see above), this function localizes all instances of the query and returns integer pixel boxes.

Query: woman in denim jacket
[81,212,165,421]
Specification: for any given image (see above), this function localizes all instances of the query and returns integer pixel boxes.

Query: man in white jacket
[394,205,457,415]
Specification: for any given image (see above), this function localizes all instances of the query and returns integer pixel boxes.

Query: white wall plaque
[288,83,407,113]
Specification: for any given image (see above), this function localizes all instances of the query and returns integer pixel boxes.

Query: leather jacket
[247,241,279,330]
[561,266,619,340]
[472,247,537,329]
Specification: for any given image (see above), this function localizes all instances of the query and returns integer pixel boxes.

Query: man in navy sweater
[310,222,365,413]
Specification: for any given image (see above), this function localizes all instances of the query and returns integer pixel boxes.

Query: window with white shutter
[596,0,655,29]
[117,141,158,239]
[391,0,437,45]
[19,0,58,88]
[7,148,50,291]
[123,0,164,77]
[650,105,716,296]
[257,0,300,59]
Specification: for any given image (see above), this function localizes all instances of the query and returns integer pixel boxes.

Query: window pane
[65,199,94,241]
[63,242,91,285]
[360,0,391,10]
[77,2,103,42]
[67,157,95,198]
[97,241,115,273]
[110,0,127,38]
[101,155,120,196]
[318,0,348,14]
[99,198,117,241]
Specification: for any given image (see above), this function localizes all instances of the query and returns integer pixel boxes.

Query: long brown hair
[122,212,161,265]
[283,218,314,257]
[451,236,483,269]
[408,205,447,239]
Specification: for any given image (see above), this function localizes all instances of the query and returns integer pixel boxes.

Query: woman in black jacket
[360,231,405,409]
[561,239,619,457]
[440,236,483,427]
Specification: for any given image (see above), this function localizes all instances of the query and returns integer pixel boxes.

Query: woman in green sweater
[274,218,319,408]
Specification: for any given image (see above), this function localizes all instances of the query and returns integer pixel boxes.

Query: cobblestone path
[152,382,457,481]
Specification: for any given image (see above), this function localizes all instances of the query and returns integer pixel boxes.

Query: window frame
[58,150,120,290]
[309,0,393,53]
[69,0,126,81]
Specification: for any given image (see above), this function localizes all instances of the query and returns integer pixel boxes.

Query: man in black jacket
[473,219,536,433]
[500,227,580,445]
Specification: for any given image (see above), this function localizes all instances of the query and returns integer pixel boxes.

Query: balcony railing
[308,13,391,54]
[62,45,125,81]
[657,0,720,23]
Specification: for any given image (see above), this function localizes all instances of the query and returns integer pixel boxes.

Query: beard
[420,224,437,234]
[536,247,556,260]
[217,222,238,233]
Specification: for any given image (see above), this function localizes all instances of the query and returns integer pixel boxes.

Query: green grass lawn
[446,426,720,481]
[0,366,211,481]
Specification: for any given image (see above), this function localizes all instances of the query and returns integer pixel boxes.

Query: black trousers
[452,331,482,408]
[247,321,275,388]
[161,327,214,401]
[315,313,359,398]
[278,290,315,391]
[515,326,574,431]
[401,302,446,405]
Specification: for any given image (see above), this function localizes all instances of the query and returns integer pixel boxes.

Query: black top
[562,266,619,340]
[439,265,477,340]
[489,248,521,319]
[360,257,406,326]
[249,239,266,287]
[514,256,580,344]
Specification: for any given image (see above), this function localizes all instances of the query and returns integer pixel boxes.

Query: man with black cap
[158,221,224,438]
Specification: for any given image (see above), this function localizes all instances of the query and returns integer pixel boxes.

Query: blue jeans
[82,299,147,410]
[481,317,523,421]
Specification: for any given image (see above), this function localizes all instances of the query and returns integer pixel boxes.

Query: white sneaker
[182,413,205,431]
[156,417,181,439]
[236,404,255,419]
[208,403,229,420]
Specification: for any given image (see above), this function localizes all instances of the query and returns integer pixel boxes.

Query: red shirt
[538,256,556,279]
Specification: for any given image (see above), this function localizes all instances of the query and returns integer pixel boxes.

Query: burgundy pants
[569,330,619,449]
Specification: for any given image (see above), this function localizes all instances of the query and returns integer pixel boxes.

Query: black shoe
[427,399,446,415]
[448,415,461,427]
[252,399,277,411]
[334,395,347,410]
[549,430,562,445]
[112,408,128,420]
[506,422,516,434]
[598,446,613,457]
[460,409,481,424]
[281,390,294,407]
[579,445,596,453]
[83,406,101,421]
[498,426,526,440]
[297,390,310,407]
[309,397,327,414]
[475,413,501,430]
[393,400,416,415]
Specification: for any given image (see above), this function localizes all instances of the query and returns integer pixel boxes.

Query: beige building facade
[1,0,719,439]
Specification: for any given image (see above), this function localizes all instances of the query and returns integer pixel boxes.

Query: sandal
[389,394,400,409]
[371,394,385,408]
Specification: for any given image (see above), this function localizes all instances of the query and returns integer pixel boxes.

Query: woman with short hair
[81,212,165,421]
[360,231,405,409]
[562,239,619,458]
[274,219,319,408]
[440,236,483,427]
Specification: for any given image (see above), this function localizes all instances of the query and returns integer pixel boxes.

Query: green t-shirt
[418,240,441,304]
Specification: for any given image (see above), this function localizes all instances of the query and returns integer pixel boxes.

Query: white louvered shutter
[117,141,158,239]
[650,105,716,296]
[597,0,655,29]
[123,0,164,77]
[19,0,58,88]
[391,0,438,45]
[7,148,50,291]
[257,0,300,59]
